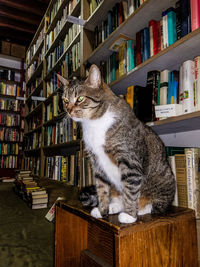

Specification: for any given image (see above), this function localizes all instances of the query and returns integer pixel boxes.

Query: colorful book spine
[143,27,150,62]
[194,56,200,111]
[127,40,135,71]
[190,0,200,31]
[167,8,177,46]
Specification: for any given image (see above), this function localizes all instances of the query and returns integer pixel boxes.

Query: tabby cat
[58,64,175,224]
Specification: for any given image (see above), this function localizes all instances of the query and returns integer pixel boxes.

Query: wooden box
[11,43,26,59]
[1,41,11,55]
[55,201,198,267]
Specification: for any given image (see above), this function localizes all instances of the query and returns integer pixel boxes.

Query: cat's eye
[77,96,84,102]
[63,98,69,104]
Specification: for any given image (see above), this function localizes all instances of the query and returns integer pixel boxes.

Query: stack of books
[28,188,48,209]
[14,170,48,209]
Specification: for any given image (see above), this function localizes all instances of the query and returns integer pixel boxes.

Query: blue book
[180,0,191,37]
[140,29,144,62]
[143,27,150,61]
[108,10,113,35]
[127,40,135,71]
[167,8,177,46]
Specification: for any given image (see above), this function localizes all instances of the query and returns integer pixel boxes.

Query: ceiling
[0,0,50,49]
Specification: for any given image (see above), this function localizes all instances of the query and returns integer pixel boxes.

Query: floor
[0,183,54,267]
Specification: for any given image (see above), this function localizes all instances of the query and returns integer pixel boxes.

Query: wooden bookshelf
[0,54,25,175]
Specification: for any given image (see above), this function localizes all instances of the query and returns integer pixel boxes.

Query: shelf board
[110,27,200,94]
[147,111,200,135]
[26,40,44,69]
[44,86,63,105]
[26,81,43,102]
[24,148,41,154]
[43,140,80,156]
[0,94,16,99]
[0,110,20,114]
[85,0,177,66]
[0,79,20,85]
[26,62,43,86]
[43,112,66,126]
[84,0,119,31]
[25,102,43,120]
[24,125,42,135]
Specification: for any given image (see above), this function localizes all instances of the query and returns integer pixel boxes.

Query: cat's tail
[79,185,98,207]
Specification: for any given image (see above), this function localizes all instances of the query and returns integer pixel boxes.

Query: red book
[190,0,200,31]
[149,20,161,56]
[136,31,142,66]
[118,2,124,25]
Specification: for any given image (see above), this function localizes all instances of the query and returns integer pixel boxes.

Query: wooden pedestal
[55,201,198,267]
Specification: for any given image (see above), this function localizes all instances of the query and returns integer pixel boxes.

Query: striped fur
[60,65,175,223]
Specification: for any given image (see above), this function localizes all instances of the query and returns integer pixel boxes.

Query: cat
[58,64,175,224]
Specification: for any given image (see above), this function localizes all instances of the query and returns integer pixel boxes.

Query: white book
[182,60,195,114]
[160,69,169,105]
[162,11,168,49]
[149,23,153,57]
[194,56,200,111]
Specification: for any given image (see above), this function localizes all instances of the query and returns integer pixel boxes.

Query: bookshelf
[0,54,25,177]
[24,0,87,183]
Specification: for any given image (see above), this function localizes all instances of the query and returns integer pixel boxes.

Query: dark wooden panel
[55,206,88,267]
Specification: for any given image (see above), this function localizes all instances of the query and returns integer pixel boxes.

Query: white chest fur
[82,110,122,191]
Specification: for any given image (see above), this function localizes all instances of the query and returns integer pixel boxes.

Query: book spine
[192,148,200,219]
[182,59,195,113]
[143,27,150,61]
[160,70,169,105]
[127,40,135,71]
[185,148,194,209]
[167,8,177,46]
[190,0,200,31]
[194,56,200,111]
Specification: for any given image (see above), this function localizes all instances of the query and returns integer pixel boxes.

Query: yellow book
[126,86,134,108]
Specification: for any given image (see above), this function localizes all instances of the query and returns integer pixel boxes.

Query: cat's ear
[57,74,69,86]
[85,64,101,88]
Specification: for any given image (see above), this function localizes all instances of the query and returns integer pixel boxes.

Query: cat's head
[58,64,110,121]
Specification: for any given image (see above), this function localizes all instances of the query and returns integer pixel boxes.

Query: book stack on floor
[0,177,15,183]
[14,170,48,209]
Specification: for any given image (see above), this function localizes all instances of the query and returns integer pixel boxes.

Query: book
[175,154,188,208]
[45,197,65,222]
[182,60,195,113]
[159,70,169,105]
[194,56,200,111]
[31,203,48,209]
[190,0,200,31]
[168,155,178,206]
[167,7,177,46]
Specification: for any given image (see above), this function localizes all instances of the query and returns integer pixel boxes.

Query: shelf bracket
[31,96,46,101]
[66,15,86,26]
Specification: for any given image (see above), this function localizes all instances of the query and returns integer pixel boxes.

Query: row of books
[88,0,102,17]
[0,143,19,155]
[45,0,80,32]
[24,132,42,150]
[0,155,18,168]
[23,156,40,175]
[0,69,15,81]
[44,152,81,186]
[26,77,43,98]
[14,170,48,209]
[0,99,21,112]
[93,0,135,49]
[46,72,60,97]
[44,95,63,122]
[26,27,45,66]
[0,113,21,127]
[0,128,22,142]
[0,82,21,97]
[166,146,200,219]
[44,119,80,146]
[46,6,81,53]
[27,113,42,132]
[46,38,80,75]
[26,60,44,82]
[124,56,200,122]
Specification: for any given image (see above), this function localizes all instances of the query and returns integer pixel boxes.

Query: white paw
[109,197,123,214]
[138,204,152,216]
[118,212,137,224]
[91,207,102,219]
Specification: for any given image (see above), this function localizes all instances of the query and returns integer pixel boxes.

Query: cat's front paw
[91,207,102,219]
[118,212,137,224]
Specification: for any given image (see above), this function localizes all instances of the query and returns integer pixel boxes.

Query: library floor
[0,183,54,267]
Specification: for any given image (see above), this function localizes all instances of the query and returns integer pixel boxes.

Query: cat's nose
[67,104,73,114]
